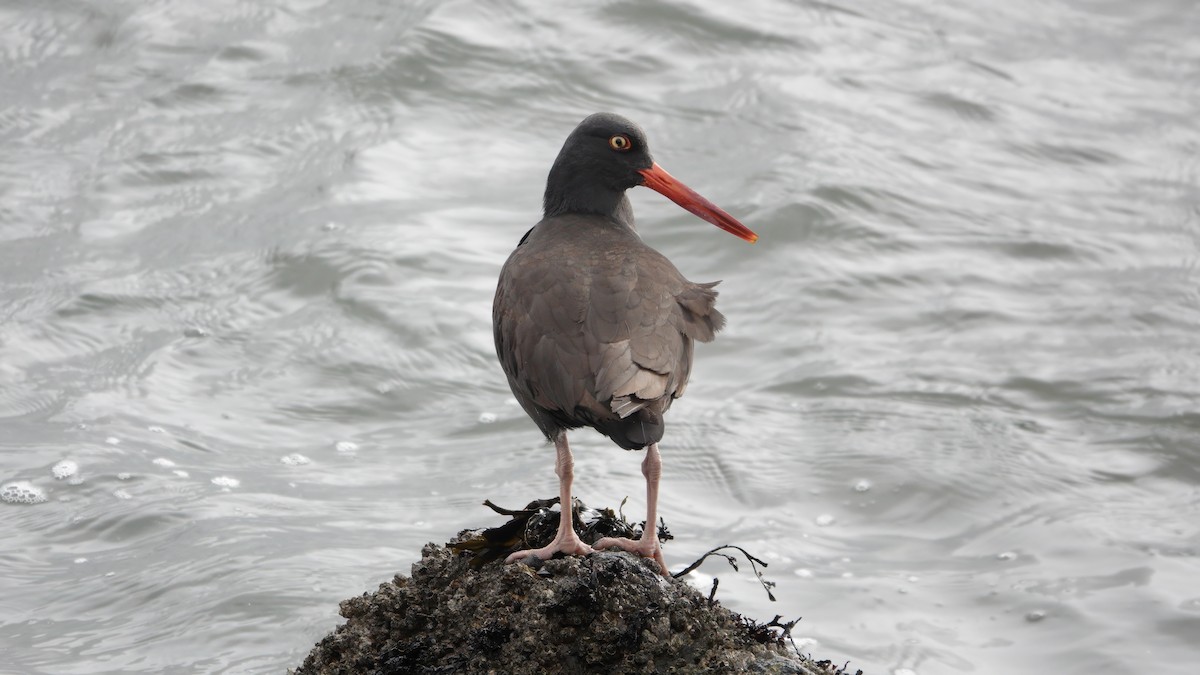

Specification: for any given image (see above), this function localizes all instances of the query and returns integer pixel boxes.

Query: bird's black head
[540,112,760,243]
[543,112,654,220]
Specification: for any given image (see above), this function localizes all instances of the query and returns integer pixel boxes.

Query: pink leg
[594,442,668,576]
[505,433,593,565]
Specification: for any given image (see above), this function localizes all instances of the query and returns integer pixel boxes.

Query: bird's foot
[594,535,668,577]
[505,530,594,566]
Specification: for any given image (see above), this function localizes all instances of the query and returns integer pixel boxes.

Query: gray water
[2,1,1198,673]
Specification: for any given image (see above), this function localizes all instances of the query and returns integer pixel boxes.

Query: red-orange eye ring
[609,134,632,152]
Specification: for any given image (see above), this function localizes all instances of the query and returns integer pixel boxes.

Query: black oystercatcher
[493,113,757,575]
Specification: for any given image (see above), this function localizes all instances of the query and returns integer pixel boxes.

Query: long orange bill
[638,162,758,243]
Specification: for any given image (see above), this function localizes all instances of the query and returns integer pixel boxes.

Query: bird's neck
[542,167,636,229]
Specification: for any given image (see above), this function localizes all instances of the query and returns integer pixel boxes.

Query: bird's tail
[615,408,664,451]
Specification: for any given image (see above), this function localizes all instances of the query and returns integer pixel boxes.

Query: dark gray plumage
[494,212,724,450]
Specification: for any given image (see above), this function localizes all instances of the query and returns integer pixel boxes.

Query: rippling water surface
[2,1,1198,673]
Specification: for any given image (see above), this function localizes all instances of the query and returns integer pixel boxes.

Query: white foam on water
[172,470,190,478]
[814,513,835,527]
[280,453,311,466]
[211,476,240,488]
[1,481,48,504]
[52,460,79,480]
[334,441,358,454]
[682,571,715,591]
[152,458,176,468]
[112,489,132,500]
[478,412,497,423]
[853,479,872,492]
[105,437,120,445]
[148,426,166,434]
[793,637,819,651]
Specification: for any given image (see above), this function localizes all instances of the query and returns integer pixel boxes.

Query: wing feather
[493,217,726,440]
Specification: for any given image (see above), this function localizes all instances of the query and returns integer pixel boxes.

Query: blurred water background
[2,0,1198,673]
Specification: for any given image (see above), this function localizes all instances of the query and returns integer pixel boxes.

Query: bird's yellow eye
[609,134,632,151]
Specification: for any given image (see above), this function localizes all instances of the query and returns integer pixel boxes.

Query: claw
[594,535,668,576]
